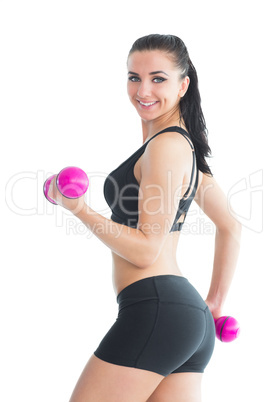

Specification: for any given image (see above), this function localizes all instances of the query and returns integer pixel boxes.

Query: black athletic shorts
[94,275,215,376]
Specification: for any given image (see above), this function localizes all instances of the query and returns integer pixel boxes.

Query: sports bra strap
[145,126,194,149]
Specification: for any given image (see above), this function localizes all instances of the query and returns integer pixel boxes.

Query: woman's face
[127,50,189,123]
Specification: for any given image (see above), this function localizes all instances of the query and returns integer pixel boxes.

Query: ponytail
[179,59,212,175]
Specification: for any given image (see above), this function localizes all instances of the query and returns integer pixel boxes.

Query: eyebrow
[128,70,169,76]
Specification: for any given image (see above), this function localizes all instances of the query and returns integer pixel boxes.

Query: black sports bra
[103,126,199,232]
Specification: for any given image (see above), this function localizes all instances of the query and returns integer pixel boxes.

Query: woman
[49,34,242,402]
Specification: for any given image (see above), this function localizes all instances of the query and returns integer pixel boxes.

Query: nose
[137,80,152,99]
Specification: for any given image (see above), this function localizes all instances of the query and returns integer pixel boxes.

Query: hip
[112,255,183,296]
[94,274,215,376]
[116,274,208,312]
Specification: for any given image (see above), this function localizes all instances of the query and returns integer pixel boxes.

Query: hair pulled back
[128,34,212,175]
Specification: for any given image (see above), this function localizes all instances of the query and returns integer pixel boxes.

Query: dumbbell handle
[43,174,57,204]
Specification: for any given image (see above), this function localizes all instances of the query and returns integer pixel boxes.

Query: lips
[137,99,159,108]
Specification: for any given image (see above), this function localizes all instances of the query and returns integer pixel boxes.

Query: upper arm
[137,133,191,261]
[195,173,241,231]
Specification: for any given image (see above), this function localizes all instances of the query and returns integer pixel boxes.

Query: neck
[141,109,184,144]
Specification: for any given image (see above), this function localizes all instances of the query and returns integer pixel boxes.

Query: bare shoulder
[148,130,192,149]
[142,131,192,167]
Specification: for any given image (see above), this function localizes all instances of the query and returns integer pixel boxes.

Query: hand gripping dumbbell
[43,166,89,205]
[214,316,240,342]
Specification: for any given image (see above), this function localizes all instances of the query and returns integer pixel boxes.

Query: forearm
[74,204,153,268]
[206,222,242,310]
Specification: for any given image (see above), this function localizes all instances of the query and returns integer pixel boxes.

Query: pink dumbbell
[214,316,240,342]
[43,166,89,205]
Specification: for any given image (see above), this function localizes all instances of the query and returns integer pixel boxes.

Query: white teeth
[139,101,157,106]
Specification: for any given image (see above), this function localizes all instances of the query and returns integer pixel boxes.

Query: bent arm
[74,134,188,268]
[195,173,242,317]
[74,206,153,268]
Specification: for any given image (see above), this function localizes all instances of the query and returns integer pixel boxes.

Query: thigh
[69,355,164,402]
[146,372,203,402]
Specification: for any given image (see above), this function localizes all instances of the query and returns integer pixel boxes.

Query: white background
[1,0,267,401]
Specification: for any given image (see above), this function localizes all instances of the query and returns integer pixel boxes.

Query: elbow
[132,243,159,269]
[130,229,164,269]
[134,250,156,269]
[217,216,242,241]
[229,207,243,238]
[234,219,242,242]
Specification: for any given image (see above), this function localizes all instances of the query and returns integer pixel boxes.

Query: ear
[179,76,190,98]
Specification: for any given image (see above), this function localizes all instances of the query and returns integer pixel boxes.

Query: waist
[112,237,182,294]
[117,275,207,312]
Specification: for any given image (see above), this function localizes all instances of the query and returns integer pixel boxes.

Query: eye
[152,77,167,83]
[128,76,140,82]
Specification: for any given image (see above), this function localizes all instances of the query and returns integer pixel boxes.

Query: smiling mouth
[137,100,158,107]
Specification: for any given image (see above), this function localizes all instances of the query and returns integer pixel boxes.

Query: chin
[136,109,160,120]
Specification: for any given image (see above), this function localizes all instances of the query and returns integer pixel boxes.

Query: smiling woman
[127,51,189,132]
[54,34,242,402]
[127,35,212,175]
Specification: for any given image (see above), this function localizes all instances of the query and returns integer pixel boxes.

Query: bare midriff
[112,230,184,296]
